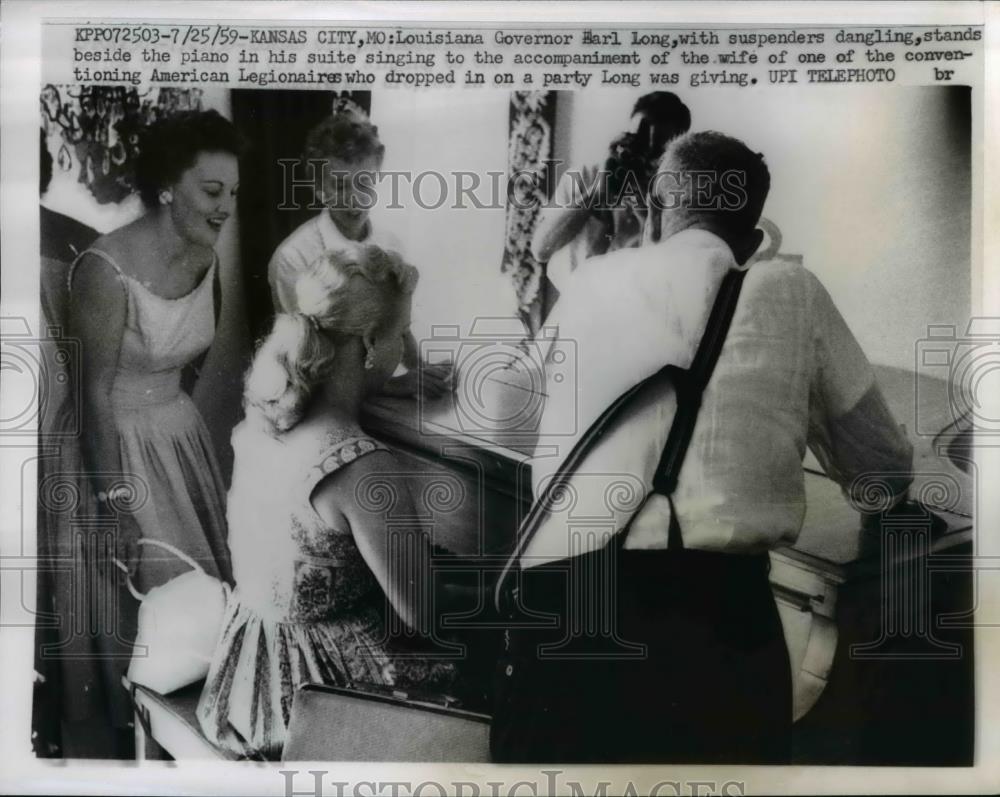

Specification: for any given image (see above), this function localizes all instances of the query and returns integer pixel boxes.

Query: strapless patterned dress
[197,418,455,759]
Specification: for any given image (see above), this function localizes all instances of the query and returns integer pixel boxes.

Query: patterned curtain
[500,91,556,335]
[40,85,203,205]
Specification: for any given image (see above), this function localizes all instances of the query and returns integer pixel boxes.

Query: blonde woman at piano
[198,246,454,759]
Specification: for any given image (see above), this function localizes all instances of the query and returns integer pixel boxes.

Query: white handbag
[114,538,231,695]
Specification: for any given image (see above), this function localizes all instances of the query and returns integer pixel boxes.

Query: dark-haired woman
[62,110,240,752]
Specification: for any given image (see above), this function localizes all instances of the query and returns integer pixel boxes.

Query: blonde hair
[245,245,418,432]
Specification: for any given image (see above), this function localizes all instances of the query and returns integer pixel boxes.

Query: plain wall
[368,89,517,346]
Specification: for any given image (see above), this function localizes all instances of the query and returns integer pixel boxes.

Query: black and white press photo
[1,2,996,795]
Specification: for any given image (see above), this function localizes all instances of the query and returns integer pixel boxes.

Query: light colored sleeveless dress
[197,416,455,760]
[63,248,232,728]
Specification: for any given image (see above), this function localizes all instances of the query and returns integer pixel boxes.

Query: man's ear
[733,227,765,266]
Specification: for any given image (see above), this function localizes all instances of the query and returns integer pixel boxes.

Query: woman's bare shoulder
[71,245,127,295]
[87,219,157,277]
[314,445,407,503]
[308,444,408,532]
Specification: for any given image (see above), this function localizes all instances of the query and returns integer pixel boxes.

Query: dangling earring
[364,349,376,370]
[158,189,173,206]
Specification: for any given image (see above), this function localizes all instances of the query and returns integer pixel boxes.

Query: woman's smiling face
[169,150,240,247]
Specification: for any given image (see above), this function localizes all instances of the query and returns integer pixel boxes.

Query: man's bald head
[648,131,770,263]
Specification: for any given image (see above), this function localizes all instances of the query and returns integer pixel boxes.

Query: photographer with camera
[530,92,691,309]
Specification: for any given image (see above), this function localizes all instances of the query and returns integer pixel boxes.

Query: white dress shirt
[268,211,402,312]
[522,228,913,567]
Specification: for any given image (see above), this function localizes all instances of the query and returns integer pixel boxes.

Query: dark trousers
[490,544,792,764]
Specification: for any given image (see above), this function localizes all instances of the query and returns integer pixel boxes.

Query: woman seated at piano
[197,245,455,760]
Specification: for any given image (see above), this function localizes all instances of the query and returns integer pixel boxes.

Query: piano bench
[128,680,242,761]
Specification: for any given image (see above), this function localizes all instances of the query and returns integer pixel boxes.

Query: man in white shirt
[269,111,449,398]
[491,131,914,764]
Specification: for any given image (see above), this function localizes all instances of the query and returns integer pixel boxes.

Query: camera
[1,317,81,439]
[914,318,1000,436]
[419,317,577,439]
[603,131,659,207]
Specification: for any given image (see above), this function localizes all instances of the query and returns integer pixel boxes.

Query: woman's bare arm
[382,329,452,399]
[531,204,594,264]
[69,255,140,571]
[531,164,605,263]
[312,450,435,632]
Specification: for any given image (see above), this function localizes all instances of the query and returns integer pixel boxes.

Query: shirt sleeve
[268,245,305,313]
[537,163,609,284]
[805,272,914,509]
[555,162,600,208]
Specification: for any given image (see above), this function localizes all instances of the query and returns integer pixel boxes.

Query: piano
[359,361,974,765]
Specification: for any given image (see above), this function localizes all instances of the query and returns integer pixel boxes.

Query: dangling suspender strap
[652,264,748,553]
[650,264,747,496]
[495,266,748,612]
